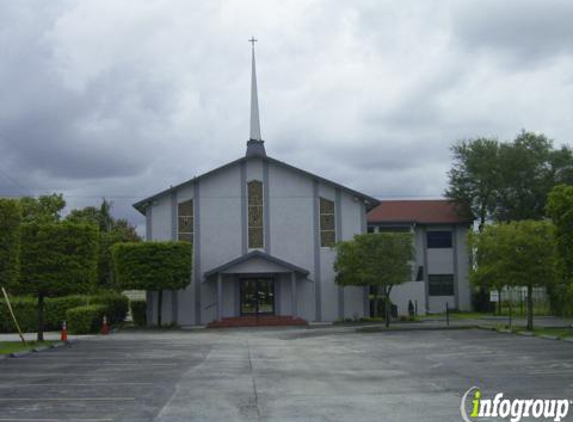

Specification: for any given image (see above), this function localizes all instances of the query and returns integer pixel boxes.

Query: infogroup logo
[460,386,571,422]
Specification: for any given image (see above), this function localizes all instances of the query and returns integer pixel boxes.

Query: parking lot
[0,327,572,422]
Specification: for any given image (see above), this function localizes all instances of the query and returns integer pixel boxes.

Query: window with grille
[427,231,452,248]
[178,199,193,243]
[428,274,454,296]
[248,180,264,248]
[320,197,336,247]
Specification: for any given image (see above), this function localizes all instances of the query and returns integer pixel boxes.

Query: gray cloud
[0,0,572,229]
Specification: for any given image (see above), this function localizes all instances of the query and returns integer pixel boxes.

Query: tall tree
[546,184,573,316]
[547,184,573,279]
[0,199,21,291]
[19,193,66,224]
[469,220,557,330]
[66,199,140,289]
[112,242,192,326]
[19,222,99,340]
[445,138,501,230]
[334,232,414,327]
[496,131,555,221]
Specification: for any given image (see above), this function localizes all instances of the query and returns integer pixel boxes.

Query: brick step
[208,315,307,328]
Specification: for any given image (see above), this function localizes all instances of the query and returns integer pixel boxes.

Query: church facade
[134,142,378,326]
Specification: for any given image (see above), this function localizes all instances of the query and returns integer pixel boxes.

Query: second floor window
[427,231,452,248]
[320,197,336,247]
[178,199,193,243]
[248,180,264,248]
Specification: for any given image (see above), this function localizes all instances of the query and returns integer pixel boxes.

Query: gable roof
[133,154,379,213]
[204,250,310,278]
[367,199,472,225]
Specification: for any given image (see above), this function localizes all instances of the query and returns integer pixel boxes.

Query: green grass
[0,341,57,355]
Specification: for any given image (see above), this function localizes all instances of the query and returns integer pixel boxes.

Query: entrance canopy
[204,250,309,280]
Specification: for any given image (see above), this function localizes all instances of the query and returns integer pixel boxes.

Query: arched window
[248,180,264,248]
[178,199,193,243]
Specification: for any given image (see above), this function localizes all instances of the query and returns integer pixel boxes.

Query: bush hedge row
[0,293,128,333]
[67,305,108,334]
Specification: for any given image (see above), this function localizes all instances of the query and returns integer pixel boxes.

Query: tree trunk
[385,293,390,328]
[372,289,378,318]
[157,290,163,327]
[37,292,44,342]
[384,286,393,328]
[526,284,534,331]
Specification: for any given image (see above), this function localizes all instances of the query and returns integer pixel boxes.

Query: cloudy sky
[1,0,572,229]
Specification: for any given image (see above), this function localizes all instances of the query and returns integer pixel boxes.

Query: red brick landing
[208,315,307,328]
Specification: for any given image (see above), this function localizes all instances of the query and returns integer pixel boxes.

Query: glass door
[240,278,275,315]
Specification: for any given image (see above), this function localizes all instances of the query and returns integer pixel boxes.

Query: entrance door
[240,278,275,315]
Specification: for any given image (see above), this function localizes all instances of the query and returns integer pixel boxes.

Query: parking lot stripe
[1,363,176,366]
[0,419,113,421]
[0,382,153,387]
[0,398,135,402]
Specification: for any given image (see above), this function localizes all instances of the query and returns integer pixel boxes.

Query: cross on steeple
[249,36,258,47]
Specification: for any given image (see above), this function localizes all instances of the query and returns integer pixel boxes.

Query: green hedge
[0,198,21,291]
[67,305,107,334]
[91,293,129,325]
[130,300,147,326]
[0,293,128,333]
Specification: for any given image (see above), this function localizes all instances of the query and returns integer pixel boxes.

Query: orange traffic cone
[100,315,109,335]
[60,321,68,342]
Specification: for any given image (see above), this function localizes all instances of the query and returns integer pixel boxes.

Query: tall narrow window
[320,197,336,247]
[248,180,264,248]
[178,199,193,243]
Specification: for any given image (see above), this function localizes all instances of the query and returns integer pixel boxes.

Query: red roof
[367,200,472,224]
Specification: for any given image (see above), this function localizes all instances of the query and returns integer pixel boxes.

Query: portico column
[217,273,223,321]
[291,272,297,317]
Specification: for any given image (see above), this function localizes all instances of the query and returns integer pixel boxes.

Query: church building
[134,41,473,327]
[134,41,379,326]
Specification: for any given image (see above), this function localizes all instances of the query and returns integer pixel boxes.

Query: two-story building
[367,200,473,315]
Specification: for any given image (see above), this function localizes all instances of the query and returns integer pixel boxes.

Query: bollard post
[446,302,450,326]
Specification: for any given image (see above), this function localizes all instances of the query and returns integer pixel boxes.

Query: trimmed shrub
[0,297,37,332]
[44,295,90,330]
[0,293,128,333]
[112,242,192,326]
[20,222,99,340]
[0,198,21,292]
[92,293,129,325]
[130,300,147,326]
[67,305,107,334]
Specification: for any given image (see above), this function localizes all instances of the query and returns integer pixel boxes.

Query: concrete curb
[563,337,573,342]
[518,331,534,336]
[1,339,78,360]
[10,350,32,358]
[356,324,478,333]
[539,334,560,340]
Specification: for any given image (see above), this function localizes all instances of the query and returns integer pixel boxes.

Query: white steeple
[246,36,266,157]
